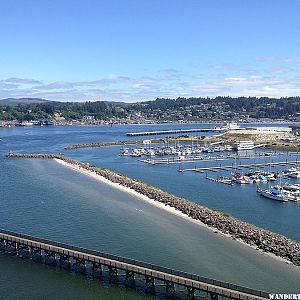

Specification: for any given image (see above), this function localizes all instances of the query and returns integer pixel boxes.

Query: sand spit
[6,152,300,267]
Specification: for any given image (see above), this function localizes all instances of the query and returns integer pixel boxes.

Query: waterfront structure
[233,141,255,151]
[0,229,268,299]
[126,128,226,137]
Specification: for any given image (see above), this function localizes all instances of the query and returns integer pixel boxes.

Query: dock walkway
[179,160,299,173]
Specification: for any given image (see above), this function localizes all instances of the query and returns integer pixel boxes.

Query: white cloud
[1,62,300,102]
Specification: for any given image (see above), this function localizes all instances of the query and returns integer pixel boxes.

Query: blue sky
[0,0,300,102]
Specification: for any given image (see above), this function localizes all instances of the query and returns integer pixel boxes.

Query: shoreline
[54,158,292,266]
[6,152,300,267]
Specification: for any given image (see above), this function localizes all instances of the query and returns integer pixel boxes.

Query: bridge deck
[0,229,269,299]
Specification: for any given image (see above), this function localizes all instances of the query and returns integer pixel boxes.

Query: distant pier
[126,128,226,137]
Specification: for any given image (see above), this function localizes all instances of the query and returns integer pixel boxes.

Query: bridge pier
[210,292,219,300]
[165,281,175,298]
[125,270,135,287]
[108,266,118,282]
[58,254,71,270]
[31,247,42,261]
[44,250,56,266]
[6,241,17,254]
[145,275,155,293]
[74,258,86,273]
[0,239,6,251]
[17,244,31,258]
[187,286,195,299]
[91,262,102,277]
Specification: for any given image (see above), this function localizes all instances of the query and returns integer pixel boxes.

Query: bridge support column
[187,287,195,299]
[31,247,42,261]
[165,281,175,297]
[6,241,17,254]
[91,262,102,277]
[108,266,118,282]
[59,254,71,270]
[17,244,30,258]
[74,258,86,273]
[44,250,56,266]
[0,239,6,251]
[125,270,135,287]
[210,292,219,300]
[145,275,155,293]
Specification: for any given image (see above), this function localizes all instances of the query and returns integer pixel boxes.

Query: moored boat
[258,188,288,202]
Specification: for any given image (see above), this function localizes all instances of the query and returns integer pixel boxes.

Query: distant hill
[0,98,50,106]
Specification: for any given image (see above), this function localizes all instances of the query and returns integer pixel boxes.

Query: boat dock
[140,152,290,165]
[126,128,226,137]
[206,176,233,185]
[179,160,300,173]
[0,228,268,299]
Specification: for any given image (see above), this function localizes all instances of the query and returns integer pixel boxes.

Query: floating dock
[179,160,300,173]
[140,152,289,165]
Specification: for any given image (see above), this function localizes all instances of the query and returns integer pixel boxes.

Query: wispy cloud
[256,56,300,63]
[36,81,74,90]
[2,77,43,85]
[1,58,300,102]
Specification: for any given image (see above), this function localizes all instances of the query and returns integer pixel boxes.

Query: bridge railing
[0,228,269,298]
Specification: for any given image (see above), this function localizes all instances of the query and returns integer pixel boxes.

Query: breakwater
[64,140,158,150]
[6,152,300,267]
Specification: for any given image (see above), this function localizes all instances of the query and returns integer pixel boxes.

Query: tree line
[0,96,299,121]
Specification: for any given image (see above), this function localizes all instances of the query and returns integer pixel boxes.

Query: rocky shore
[6,152,300,266]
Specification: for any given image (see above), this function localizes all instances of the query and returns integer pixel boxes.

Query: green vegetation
[0,96,299,122]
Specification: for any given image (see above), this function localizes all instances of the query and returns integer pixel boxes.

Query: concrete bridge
[0,229,269,299]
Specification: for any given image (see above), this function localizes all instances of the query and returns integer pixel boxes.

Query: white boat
[272,186,300,202]
[288,171,300,179]
[224,145,233,151]
[236,176,253,184]
[258,188,288,202]
[21,121,34,126]
[223,122,241,130]
[282,183,300,192]
[233,141,255,151]
[120,148,129,156]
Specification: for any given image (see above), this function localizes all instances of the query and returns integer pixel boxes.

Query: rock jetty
[65,140,149,150]
[6,152,300,266]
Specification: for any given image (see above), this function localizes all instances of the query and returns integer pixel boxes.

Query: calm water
[0,124,300,298]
